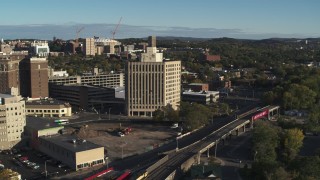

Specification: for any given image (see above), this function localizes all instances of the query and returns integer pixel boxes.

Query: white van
[171,123,178,128]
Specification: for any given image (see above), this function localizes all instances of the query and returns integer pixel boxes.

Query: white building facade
[0,92,26,150]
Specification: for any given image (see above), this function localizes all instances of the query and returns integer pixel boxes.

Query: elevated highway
[80,103,279,180]
[145,105,279,180]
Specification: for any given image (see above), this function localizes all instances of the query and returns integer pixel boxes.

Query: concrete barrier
[146,155,169,173]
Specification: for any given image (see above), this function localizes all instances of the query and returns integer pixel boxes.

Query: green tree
[289,156,320,180]
[281,128,304,163]
[180,102,211,130]
[152,104,179,122]
[262,91,276,105]
[306,105,320,133]
[0,169,20,180]
[282,84,316,110]
[252,121,279,164]
[220,103,230,115]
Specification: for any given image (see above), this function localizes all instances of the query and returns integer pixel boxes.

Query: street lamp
[176,137,179,151]
[45,160,48,179]
[108,108,112,120]
[120,141,127,159]
[254,151,258,161]
[105,156,109,169]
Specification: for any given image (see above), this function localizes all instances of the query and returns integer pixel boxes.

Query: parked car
[118,132,125,137]
[15,154,22,158]
[171,123,179,128]
[58,163,67,168]
[32,165,40,170]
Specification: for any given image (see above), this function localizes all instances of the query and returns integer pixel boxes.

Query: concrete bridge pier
[196,152,201,164]
[207,148,210,157]
[231,129,238,136]
[221,138,225,145]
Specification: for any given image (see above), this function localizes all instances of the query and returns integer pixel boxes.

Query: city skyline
[1,0,320,39]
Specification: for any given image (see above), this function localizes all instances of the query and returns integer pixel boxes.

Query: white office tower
[126,37,181,117]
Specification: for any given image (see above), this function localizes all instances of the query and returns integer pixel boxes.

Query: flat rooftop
[188,83,208,86]
[26,117,62,131]
[26,98,71,107]
[40,135,103,153]
[0,93,14,98]
[183,91,219,96]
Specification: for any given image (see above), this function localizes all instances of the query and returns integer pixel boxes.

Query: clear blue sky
[1,0,320,39]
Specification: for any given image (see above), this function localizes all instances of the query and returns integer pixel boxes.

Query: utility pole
[214,140,218,157]
[108,108,112,120]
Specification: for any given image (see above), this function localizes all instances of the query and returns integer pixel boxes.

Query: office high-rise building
[0,55,24,94]
[0,89,26,150]
[20,57,48,98]
[125,39,181,117]
[84,38,95,56]
[148,36,156,47]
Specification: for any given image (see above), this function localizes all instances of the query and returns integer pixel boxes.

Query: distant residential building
[31,41,50,57]
[182,90,219,105]
[65,41,80,54]
[126,38,181,116]
[19,57,49,98]
[201,48,220,61]
[48,68,69,78]
[203,54,221,61]
[95,46,104,55]
[94,37,121,54]
[0,44,12,54]
[148,36,156,47]
[84,38,95,56]
[38,135,104,171]
[0,89,26,150]
[25,98,72,117]
[0,54,25,94]
[49,52,65,57]
[185,83,209,92]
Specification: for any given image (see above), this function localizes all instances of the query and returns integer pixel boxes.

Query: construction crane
[75,27,85,44]
[111,17,122,40]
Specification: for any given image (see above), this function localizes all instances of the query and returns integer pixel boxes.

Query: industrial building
[25,117,104,171]
[182,91,219,105]
[184,83,209,92]
[25,98,72,117]
[38,135,104,171]
[24,117,63,149]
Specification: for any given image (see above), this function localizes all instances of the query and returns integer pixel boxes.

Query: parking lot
[0,148,73,179]
[66,122,179,161]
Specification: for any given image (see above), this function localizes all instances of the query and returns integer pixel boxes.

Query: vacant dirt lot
[66,123,178,161]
